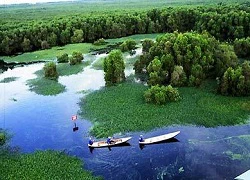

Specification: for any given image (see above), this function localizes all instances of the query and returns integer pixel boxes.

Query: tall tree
[104,50,125,86]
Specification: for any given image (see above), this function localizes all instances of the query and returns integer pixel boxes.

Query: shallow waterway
[1,53,250,179]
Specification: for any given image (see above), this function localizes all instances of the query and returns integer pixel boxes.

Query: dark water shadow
[89,142,131,153]
[139,138,179,150]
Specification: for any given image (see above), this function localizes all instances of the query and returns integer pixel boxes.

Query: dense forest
[1,3,250,56]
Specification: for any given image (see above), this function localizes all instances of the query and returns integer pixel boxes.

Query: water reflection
[139,138,179,150]
[0,51,250,179]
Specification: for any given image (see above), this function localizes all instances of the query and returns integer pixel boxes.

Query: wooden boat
[88,137,132,148]
[139,131,180,145]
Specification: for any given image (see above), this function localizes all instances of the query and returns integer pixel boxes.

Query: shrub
[43,62,58,80]
[57,53,69,63]
[170,65,187,86]
[93,38,107,46]
[120,39,136,52]
[144,85,180,105]
[69,51,83,65]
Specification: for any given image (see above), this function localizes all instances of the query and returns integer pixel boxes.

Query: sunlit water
[1,51,250,179]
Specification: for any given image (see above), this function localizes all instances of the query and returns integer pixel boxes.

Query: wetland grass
[27,69,65,96]
[0,77,18,83]
[80,81,250,137]
[0,150,102,180]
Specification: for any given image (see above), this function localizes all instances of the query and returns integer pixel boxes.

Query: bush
[120,39,136,52]
[170,65,187,86]
[142,39,154,53]
[93,38,107,46]
[69,51,83,65]
[144,85,180,105]
[43,62,58,80]
[57,53,69,63]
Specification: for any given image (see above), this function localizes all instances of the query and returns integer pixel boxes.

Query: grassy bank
[2,43,95,63]
[80,81,250,137]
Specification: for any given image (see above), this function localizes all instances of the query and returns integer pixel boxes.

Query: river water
[1,51,250,179]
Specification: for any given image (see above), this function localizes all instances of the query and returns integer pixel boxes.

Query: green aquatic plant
[80,80,250,137]
[0,150,102,180]
[0,77,18,83]
[27,78,65,96]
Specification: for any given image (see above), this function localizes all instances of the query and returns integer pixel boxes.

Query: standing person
[139,135,144,142]
[88,137,94,145]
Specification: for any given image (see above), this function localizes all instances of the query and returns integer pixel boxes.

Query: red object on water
[72,115,77,121]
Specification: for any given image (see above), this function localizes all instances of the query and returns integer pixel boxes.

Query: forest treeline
[1,3,250,56]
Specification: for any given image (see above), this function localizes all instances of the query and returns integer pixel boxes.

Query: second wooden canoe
[139,131,180,145]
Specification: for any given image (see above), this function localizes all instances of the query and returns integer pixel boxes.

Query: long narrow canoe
[88,137,132,148]
[139,131,180,145]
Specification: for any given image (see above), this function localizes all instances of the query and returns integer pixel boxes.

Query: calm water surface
[1,52,250,179]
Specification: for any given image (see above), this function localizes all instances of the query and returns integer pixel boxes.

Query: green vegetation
[234,37,250,58]
[0,131,101,180]
[0,131,6,146]
[0,150,101,180]
[80,81,250,137]
[0,77,18,83]
[1,3,250,56]
[92,57,105,70]
[27,78,65,96]
[218,61,250,96]
[69,51,84,65]
[44,62,58,80]
[189,134,250,161]
[93,38,107,46]
[2,43,94,63]
[57,53,69,63]
[120,39,137,52]
[57,63,87,76]
[104,50,125,86]
[27,69,65,96]
[144,85,180,105]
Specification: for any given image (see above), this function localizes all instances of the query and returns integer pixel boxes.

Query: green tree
[71,29,84,43]
[214,44,238,77]
[142,39,154,53]
[41,40,50,49]
[21,38,32,52]
[104,50,125,86]
[43,62,58,80]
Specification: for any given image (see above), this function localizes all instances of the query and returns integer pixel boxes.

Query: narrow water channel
[1,52,250,179]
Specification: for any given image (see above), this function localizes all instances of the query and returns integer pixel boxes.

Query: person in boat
[107,136,115,144]
[88,137,94,145]
[139,135,144,142]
